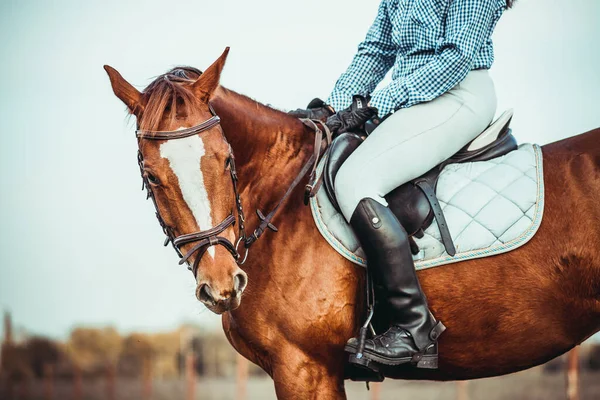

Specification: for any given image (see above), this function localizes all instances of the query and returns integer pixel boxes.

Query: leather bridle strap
[136,108,331,272]
[243,119,331,248]
[243,151,317,247]
[174,214,239,276]
[135,105,221,139]
[135,106,247,274]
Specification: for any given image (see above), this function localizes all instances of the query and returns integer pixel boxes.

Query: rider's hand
[325,95,378,136]
[288,98,335,123]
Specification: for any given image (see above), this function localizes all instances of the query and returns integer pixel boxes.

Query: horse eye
[146,172,160,185]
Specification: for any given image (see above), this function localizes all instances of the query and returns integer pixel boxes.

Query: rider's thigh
[334,69,497,221]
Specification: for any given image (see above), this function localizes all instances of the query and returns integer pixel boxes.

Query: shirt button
[372,217,380,224]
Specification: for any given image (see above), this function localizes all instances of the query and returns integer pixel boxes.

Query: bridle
[135,105,331,277]
[136,105,249,276]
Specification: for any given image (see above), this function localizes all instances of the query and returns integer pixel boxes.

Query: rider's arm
[326,0,397,112]
[370,0,505,116]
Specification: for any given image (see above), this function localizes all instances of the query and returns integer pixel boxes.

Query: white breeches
[335,69,497,221]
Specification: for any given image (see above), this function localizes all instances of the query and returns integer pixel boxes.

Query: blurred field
[2,361,600,400]
[2,310,600,400]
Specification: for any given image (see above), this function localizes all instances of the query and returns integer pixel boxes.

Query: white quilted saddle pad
[310,144,545,270]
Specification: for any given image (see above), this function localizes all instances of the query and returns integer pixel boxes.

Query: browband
[136,115,221,140]
[136,104,221,140]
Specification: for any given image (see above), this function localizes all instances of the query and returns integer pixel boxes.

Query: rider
[291,0,512,368]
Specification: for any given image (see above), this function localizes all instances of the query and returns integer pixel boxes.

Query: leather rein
[135,105,331,276]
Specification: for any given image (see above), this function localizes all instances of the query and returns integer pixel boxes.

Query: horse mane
[139,66,299,132]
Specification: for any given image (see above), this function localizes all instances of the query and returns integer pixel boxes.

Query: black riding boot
[345,197,446,369]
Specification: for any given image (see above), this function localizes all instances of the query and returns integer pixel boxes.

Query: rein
[135,106,331,276]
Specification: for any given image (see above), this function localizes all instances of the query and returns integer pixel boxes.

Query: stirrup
[348,267,379,372]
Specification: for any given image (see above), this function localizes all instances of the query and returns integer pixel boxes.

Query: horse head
[104,48,248,314]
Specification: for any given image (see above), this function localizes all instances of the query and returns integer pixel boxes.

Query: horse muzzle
[196,271,248,314]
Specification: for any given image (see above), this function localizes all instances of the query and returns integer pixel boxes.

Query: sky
[0,0,599,340]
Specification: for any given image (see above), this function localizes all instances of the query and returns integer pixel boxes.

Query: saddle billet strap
[308,150,330,200]
[300,119,333,204]
[414,180,457,257]
[303,118,333,175]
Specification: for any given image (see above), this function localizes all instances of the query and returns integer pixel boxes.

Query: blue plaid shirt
[327,0,506,116]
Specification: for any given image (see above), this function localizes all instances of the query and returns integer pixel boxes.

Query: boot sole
[344,344,438,369]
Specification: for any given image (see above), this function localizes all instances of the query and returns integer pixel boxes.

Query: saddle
[323,109,518,256]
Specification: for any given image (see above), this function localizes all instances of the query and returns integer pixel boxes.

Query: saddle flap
[323,110,519,251]
[323,133,364,212]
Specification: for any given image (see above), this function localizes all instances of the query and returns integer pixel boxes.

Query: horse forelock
[139,66,204,132]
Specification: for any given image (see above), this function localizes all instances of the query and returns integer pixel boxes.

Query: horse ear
[192,47,230,102]
[104,65,144,116]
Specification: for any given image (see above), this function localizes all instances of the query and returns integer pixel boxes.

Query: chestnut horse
[105,49,600,399]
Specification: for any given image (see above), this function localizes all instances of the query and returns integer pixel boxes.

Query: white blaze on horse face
[160,135,216,259]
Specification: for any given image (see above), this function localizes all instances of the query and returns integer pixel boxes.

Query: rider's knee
[334,162,364,214]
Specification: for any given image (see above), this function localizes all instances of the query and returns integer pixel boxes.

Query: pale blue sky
[1,0,599,339]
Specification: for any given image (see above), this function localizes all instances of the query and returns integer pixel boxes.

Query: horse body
[212,88,600,392]
[106,52,600,399]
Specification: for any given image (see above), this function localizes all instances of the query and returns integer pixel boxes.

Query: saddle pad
[310,144,544,270]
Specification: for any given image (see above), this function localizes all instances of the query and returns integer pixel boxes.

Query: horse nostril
[234,272,248,294]
[197,284,214,304]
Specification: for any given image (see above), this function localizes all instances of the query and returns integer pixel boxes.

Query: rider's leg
[335,69,496,366]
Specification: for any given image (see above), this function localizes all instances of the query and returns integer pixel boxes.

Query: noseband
[135,105,331,277]
[136,106,250,277]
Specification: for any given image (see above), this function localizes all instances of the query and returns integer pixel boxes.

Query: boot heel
[349,353,380,373]
[416,355,438,369]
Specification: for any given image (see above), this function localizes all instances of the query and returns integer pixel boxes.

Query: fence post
[142,356,153,400]
[72,363,82,400]
[236,354,248,400]
[186,352,195,400]
[456,380,470,400]
[18,378,29,400]
[566,347,580,400]
[370,381,381,400]
[43,363,54,400]
[456,381,470,400]
[106,361,115,400]
[2,374,13,400]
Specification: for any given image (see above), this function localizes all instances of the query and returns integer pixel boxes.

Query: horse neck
[211,87,316,209]
[210,88,337,332]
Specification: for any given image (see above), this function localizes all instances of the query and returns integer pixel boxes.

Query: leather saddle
[323,109,518,256]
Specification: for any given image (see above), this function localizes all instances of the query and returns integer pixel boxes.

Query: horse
[105,48,600,399]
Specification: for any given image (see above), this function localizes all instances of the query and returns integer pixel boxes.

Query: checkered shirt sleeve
[327,0,505,116]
